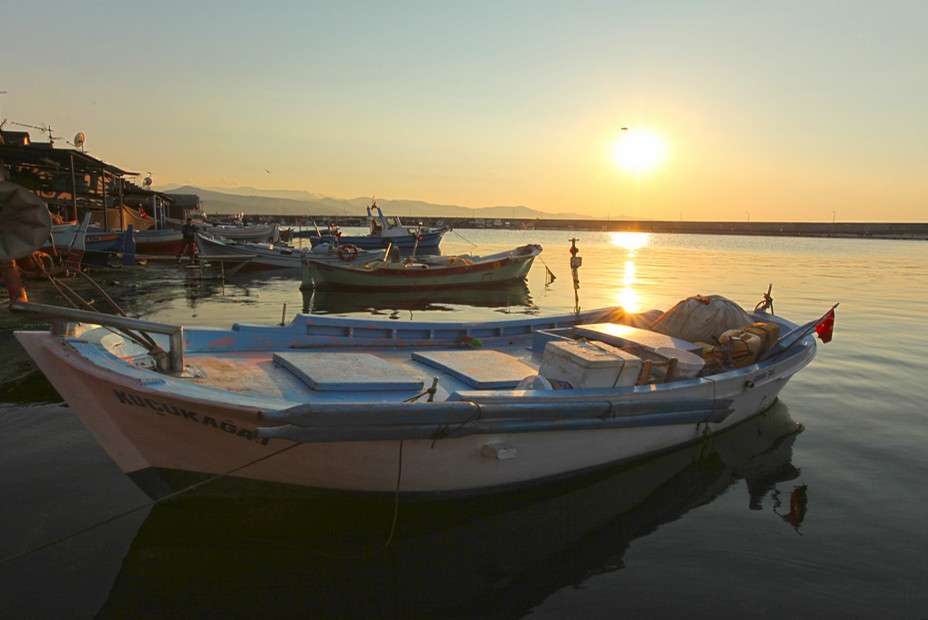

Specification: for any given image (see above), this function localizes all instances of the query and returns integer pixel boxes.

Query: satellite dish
[144,175,153,188]
[0,182,52,261]
[73,131,85,149]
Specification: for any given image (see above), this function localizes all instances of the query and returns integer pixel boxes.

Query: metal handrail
[11,300,184,373]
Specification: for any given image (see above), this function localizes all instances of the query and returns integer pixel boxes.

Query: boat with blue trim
[304,202,449,250]
[7,276,831,499]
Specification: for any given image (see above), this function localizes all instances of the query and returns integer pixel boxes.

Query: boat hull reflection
[301,280,535,314]
[97,401,804,618]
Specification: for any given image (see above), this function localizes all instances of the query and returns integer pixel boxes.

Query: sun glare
[609,231,650,251]
[610,129,667,174]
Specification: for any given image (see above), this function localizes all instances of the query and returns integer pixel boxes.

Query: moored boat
[203,221,279,242]
[305,203,449,250]
[195,232,385,271]
[302,243,542,290]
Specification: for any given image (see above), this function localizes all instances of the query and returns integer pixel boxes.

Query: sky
[2,1,926,222]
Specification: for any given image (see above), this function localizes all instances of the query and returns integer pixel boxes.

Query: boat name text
[112,390,270,445]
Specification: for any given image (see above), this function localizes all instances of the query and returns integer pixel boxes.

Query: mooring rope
[0,440,303,566]
[266,438,406,560]
[451,229,478,247]
[0,433,413,565]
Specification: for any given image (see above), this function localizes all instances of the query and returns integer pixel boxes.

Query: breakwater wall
[525,219,928,239]
[268,215,927,240]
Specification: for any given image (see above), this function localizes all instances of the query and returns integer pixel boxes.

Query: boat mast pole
[570,238,582,318]
[411,224,422,259]
[69,153,78,222]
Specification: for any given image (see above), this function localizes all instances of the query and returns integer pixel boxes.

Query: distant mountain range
[160,185,598,220]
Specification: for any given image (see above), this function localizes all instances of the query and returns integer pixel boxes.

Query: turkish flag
[815,308,836,343]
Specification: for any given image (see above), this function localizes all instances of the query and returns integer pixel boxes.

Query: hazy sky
[3,1,926,222]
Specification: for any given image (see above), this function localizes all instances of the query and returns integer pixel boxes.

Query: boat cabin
[367,204,415,238]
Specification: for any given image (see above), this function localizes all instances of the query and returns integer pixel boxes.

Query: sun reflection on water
[606,233,650,313]
[615,260,641,312]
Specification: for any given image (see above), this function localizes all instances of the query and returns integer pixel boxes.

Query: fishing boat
[305,202,449,250]
[5,273,832,499]
[195,233,386,271]
[302,244,542,290]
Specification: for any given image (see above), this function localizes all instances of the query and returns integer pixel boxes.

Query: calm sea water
[1,230,926,618]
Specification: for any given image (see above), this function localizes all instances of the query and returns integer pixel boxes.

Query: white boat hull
[203,223,278,242]
[196,233,385,271]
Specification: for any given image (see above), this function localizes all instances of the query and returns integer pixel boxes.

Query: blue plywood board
[273,352,423,392]
[412,350,536,389]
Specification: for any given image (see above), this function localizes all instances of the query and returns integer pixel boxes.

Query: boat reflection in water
[301,280,536,316]
[96,401,805,618]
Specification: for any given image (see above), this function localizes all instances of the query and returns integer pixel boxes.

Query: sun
[610,129,667,174]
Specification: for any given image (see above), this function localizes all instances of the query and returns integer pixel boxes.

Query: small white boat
[195,233,385,271]
[203,221,279,242]
[6,262,833,498]
[302,244,542,290]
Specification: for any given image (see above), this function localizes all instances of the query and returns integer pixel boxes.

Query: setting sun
[610,129,667,174]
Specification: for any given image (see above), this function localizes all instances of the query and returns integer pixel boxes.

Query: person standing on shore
[176,217,198,264]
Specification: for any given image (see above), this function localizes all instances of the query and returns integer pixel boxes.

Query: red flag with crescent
[815,308,835,343]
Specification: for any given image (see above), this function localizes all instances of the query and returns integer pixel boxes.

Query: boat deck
[68,306,805,414]
[107,318,719,408]
[180,340,545,405]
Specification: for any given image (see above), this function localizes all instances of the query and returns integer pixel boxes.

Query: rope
[404,377,439,403]
[268,439,406,560]
[0,440,302,566]
[451,229,478,247]
[538,256,556,284]
[430,402,482,447]
[73,267,130,317]
[755,283,775,314]
[37,266,161,355]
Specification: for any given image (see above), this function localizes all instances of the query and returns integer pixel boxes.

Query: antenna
[12,121,61,145]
